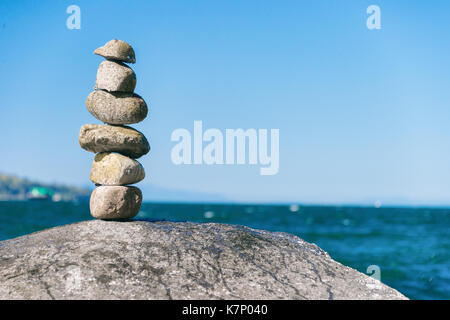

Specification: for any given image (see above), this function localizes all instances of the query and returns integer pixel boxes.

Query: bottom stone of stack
[90,186,142,220]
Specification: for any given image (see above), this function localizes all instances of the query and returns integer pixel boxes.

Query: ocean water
[0,201,448,300]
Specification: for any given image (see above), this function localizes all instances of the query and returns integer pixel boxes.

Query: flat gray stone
[0,220,408,300]
[94,39,136,64]
[90,186,142,220]
[86,90,148,125]
[79,124,150,159]
[90,152,145,186]
[95,60,136,93]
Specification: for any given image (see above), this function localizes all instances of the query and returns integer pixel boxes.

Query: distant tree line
[0,174,91,202]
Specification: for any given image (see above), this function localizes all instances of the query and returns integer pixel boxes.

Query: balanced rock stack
[79,39,149,220]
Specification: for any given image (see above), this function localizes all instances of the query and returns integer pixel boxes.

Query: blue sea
[0,201,448,300]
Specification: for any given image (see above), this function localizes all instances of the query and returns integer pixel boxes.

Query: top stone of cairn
[94,39,136,64]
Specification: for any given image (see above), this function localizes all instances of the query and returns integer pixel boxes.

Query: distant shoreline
[0,173,90,202]
[1,198,449,210]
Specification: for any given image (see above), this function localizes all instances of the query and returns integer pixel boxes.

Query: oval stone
[90,152,145,186]
[90,186,142,220]
[94,39,136,64]
[79,124,150,159]
[95,60,136,93]
[86,90,148,125]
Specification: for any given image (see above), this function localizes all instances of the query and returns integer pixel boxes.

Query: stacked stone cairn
[79,39,149,220]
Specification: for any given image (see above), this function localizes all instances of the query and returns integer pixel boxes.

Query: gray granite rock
[94,39,136,64]
[86,90,148,125]
[79,124,150,159]
[90,152,145,186]
[0,220,408,300]
[90,186,142,220]
[95,60,136,93]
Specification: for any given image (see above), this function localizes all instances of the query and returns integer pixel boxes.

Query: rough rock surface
[94,39,136,64]
[86,90,148,125]
[95,60,136,93]
[90,152,145,186]
[90,186,142,220]
[0,220,408,300]
[79,124,150,159]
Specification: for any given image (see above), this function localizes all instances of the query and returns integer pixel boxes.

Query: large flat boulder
[0,220,407,300]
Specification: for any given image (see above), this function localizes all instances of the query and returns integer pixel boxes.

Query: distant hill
[0,173,91,202]
[139,184,230,203]
[0,174,228,203]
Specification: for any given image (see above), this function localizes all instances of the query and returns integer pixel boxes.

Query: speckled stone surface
[95,60,136,93]
[89,153,145,186]
[86,90,148,125]
[89,186,142,220]
[79,124,150,159]
[94,39,136,64]
[0,220,408,300]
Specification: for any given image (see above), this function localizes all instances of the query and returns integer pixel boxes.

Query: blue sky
[1,0,449,205]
